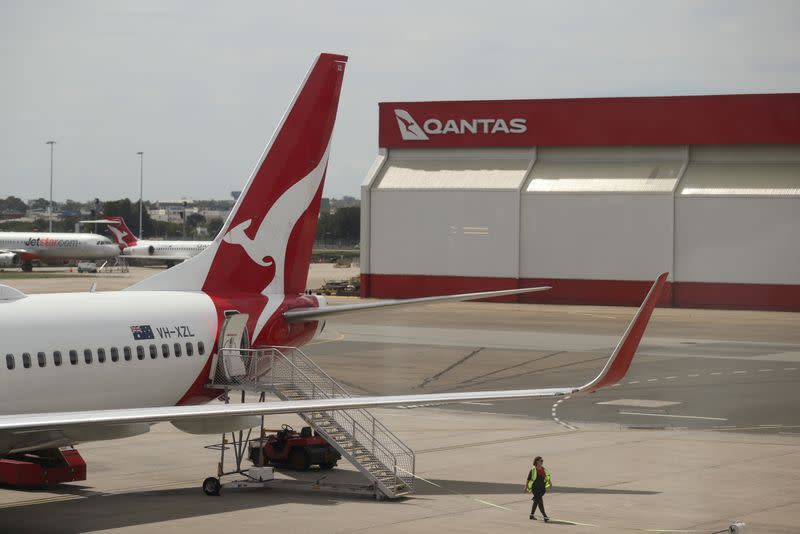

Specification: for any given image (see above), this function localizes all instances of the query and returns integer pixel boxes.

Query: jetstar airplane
[0,53,668,489]
[101,216,211,267]
[0,231,119,272]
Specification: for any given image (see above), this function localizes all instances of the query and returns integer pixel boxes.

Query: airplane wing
[284,286,552,322]
[0,274,668,435]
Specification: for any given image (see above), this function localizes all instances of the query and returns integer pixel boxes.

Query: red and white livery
[0,54,668,484]
[104,216,211,266]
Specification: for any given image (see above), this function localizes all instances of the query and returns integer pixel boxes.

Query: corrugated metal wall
[361,145,800,310]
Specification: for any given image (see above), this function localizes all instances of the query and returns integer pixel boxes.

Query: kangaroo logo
[222,144,331,340]
[108,225,129,246]
[394,109,429,141]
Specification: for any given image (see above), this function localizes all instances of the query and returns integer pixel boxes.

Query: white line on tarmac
[665,376,677,380]
[758,369,773,372]
[459,401,493,406]
[688,374,699,377]
[619,411,728,421]
[628,380,640,384]
[733,370,747,374]
[785,367,797,371]
[647,378,658,382]
[710,372,722,375]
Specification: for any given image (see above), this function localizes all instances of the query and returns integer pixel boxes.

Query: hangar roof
[679,146,800,196]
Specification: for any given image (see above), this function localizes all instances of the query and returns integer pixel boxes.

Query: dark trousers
[530,494,547,517]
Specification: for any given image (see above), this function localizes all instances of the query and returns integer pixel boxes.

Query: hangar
[360,94,800,311]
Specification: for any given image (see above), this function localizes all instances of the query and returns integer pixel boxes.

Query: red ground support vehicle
[249,424,340,471]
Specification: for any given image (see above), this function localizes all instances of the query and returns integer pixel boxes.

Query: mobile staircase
[208,345,415,499]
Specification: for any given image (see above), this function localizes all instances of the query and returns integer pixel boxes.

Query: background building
[360,94,800,311]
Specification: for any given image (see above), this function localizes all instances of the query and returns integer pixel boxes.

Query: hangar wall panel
[369,190,519,278]
[675,198,799,284]
[519,194,673,306]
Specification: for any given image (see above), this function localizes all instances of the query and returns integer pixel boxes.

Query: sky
[1,1,799,203]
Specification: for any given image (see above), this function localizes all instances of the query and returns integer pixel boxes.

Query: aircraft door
[216,312,250,383]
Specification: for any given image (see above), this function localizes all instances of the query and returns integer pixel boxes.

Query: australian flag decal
[130,325,155,340]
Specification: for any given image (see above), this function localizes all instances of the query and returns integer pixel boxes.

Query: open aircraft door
[209,313,250,384]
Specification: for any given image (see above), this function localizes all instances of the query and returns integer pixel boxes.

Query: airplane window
[186,342,194,357]
[53,351,62,367]
[70,350,78,365]
[111,347,119,362]
[97,348,106,363]
[22,352,31,369]
[161,344,170,358]
[136,345,145,360]
[149,344,157,359]
[84,349,93,364]
[124,346,132,361]
[198,341,205,355]
[174,343,182,357]
[5,354,14,370]
[37,351,46,368]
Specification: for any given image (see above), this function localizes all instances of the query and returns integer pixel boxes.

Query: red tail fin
[127,53,347,299]
[104,216,138,248]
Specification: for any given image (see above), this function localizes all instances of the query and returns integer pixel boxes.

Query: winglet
[577,273,669,394]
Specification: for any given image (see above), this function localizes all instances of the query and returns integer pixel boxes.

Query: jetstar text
[25,237,80,247]
[422,118,527,135]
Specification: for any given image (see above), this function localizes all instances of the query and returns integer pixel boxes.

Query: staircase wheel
[202,476,221,496]
[289,448,310,470]
[319,461,337,470]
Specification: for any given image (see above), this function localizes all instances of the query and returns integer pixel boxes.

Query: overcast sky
[1,1,798,203]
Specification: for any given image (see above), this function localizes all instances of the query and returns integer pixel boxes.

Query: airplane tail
[104,216,139,249]
[127,53,347,297]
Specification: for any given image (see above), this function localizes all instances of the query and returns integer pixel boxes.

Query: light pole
[136,151,144,237]
[46,140,56,232]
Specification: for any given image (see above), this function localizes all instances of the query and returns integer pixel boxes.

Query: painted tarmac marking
[551,396,578,431]
[619,411,728,421]
[688,374,699,377]
[647,378,658,382]
[733,370,747,374]
[710,372,722,376]
[459,401,493,406]
[785,367,797,371]
[665,376,677,380]
[628,380,640,384]
[757,369,773,372]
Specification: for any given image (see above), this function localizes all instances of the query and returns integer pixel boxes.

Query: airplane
[0,230,119,272]
[0,53,669,492]
[101,216,211,267]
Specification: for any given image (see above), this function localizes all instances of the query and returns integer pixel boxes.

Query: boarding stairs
[210,344,415,499]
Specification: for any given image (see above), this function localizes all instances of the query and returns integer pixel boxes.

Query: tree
[206,217,224,237]
[186,212,206,229]
[29,198,49,210]
[0,196,28,214]
[102,198,155,238]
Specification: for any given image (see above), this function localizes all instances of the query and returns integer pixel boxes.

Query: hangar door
[368,148,532,279]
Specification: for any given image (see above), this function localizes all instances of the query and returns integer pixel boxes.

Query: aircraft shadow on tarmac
[0,486,343,534]
[0,474,659,533]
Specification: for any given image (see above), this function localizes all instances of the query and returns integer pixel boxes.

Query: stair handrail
[217,346,414,489]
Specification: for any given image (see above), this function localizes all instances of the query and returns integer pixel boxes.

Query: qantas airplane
[102,216,211,267]
[0,231,119,271]
[0,53,668,490]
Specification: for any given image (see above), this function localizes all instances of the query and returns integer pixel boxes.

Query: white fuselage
[122,240,210,260]
[0,291,218,416]
[0,232,119,261]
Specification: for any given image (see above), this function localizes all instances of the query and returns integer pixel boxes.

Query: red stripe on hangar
[379,93,800,148]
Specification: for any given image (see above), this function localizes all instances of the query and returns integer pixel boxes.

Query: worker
[524,456,551,522]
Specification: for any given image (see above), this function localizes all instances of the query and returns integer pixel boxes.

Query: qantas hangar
[359,94,800,311]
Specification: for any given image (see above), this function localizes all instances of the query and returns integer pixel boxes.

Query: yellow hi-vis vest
[526,467,552,491]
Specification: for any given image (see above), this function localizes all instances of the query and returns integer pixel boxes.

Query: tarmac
[0,265,798,533]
